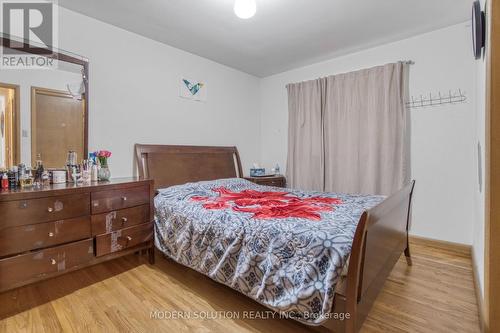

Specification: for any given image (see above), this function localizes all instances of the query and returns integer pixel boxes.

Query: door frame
[486,0,500,332]
[0,82,20,167]
[30,86,87,167]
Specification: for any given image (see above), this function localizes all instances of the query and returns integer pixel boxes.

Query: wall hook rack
[406,89,467,109]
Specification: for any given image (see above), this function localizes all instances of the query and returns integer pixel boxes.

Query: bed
[135,144,415,333]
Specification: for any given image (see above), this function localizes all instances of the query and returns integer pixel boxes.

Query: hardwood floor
[0,240,480,332]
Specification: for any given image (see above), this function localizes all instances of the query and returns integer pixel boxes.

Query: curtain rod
[285,61,415,88]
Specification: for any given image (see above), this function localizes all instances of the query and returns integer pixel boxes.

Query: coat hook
[408,89,466,109]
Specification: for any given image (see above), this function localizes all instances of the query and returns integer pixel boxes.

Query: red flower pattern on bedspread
[191,187,343,220]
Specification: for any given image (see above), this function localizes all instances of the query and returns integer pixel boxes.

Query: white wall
[53,7,261,177]
[259,23,477,245]
[472,0,487,298]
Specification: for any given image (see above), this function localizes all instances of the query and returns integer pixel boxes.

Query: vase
[98,166,111,181]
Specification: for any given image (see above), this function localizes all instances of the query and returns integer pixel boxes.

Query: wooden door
[486,0,500,332]
[31,87,85,168]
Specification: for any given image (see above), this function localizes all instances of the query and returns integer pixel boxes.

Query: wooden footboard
[324,181,415,333]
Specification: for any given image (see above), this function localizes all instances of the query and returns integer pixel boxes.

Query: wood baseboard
[472,247,486,333]
[409,235,471,256]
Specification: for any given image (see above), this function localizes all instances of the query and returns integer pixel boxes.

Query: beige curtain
[286,62,410,195]
[286,79,325,191]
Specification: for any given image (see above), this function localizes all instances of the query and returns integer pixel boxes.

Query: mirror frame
[0,82,20,166]
[0,35,89,164]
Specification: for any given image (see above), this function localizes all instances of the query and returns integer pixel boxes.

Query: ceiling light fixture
[234,0,256,19]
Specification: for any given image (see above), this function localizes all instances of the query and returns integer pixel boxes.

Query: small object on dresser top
[19,176,33,188]
[7,167,17,188]
[41,171,50,186]
[91,163,98,181]
[1,172,8,189]
[33,154,44,187]
[51,169,67,184]
[88,152,99,181]
[94,150,112,181]
[81,159,91,184]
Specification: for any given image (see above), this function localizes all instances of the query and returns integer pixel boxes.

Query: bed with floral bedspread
[154,178,385,325]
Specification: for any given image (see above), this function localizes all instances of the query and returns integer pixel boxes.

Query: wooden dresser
[0,178,154,292]
[244,175,286,188]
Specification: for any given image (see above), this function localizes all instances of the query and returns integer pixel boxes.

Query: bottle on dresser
[66,151,78,182]
[1,171,8,189]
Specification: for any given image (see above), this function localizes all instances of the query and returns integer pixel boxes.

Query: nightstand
[244,175,286,188]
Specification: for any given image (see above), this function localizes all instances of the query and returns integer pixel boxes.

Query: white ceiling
[58,0,471,77]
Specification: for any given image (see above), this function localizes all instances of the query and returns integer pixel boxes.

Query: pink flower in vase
[95,150,112,181]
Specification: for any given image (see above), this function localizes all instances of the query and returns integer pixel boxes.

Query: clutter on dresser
[0,149,114,191]
[0,163,33,189]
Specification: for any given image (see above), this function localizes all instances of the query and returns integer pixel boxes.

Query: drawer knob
[47,207,53,213]
[50,259,56,265]
[122,217,128,223]
[122,196,127,201]
[126,236,132,241]
[48,232,54,237]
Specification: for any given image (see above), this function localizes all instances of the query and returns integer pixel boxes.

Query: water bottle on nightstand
[274,163,280,175]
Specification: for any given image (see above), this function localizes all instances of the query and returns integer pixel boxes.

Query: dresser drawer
[0,239,94,291]
[258,178,285,187]
[0,193,90,228]
[95,222,153,257]
[0,216,91,257]
[245,177,286,187]
[91,204,150,236]
[91,185,149,214]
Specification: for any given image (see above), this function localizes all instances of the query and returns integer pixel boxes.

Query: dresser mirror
[0,36,88,169]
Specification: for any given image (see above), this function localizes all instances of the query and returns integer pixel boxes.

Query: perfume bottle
[1,173,8,189]
[66,151,78,183]
[34,154,44,187]
[91,162,98,182]
[8,167,17,188]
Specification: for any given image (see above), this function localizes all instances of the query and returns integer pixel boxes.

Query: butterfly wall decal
[183,79,204,96]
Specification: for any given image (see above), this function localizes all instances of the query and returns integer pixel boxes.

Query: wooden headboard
[135,144,243,191]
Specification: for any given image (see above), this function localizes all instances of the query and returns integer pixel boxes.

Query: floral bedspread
[154,178,385,324]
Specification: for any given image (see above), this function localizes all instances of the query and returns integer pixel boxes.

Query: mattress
[154,178,385,325]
